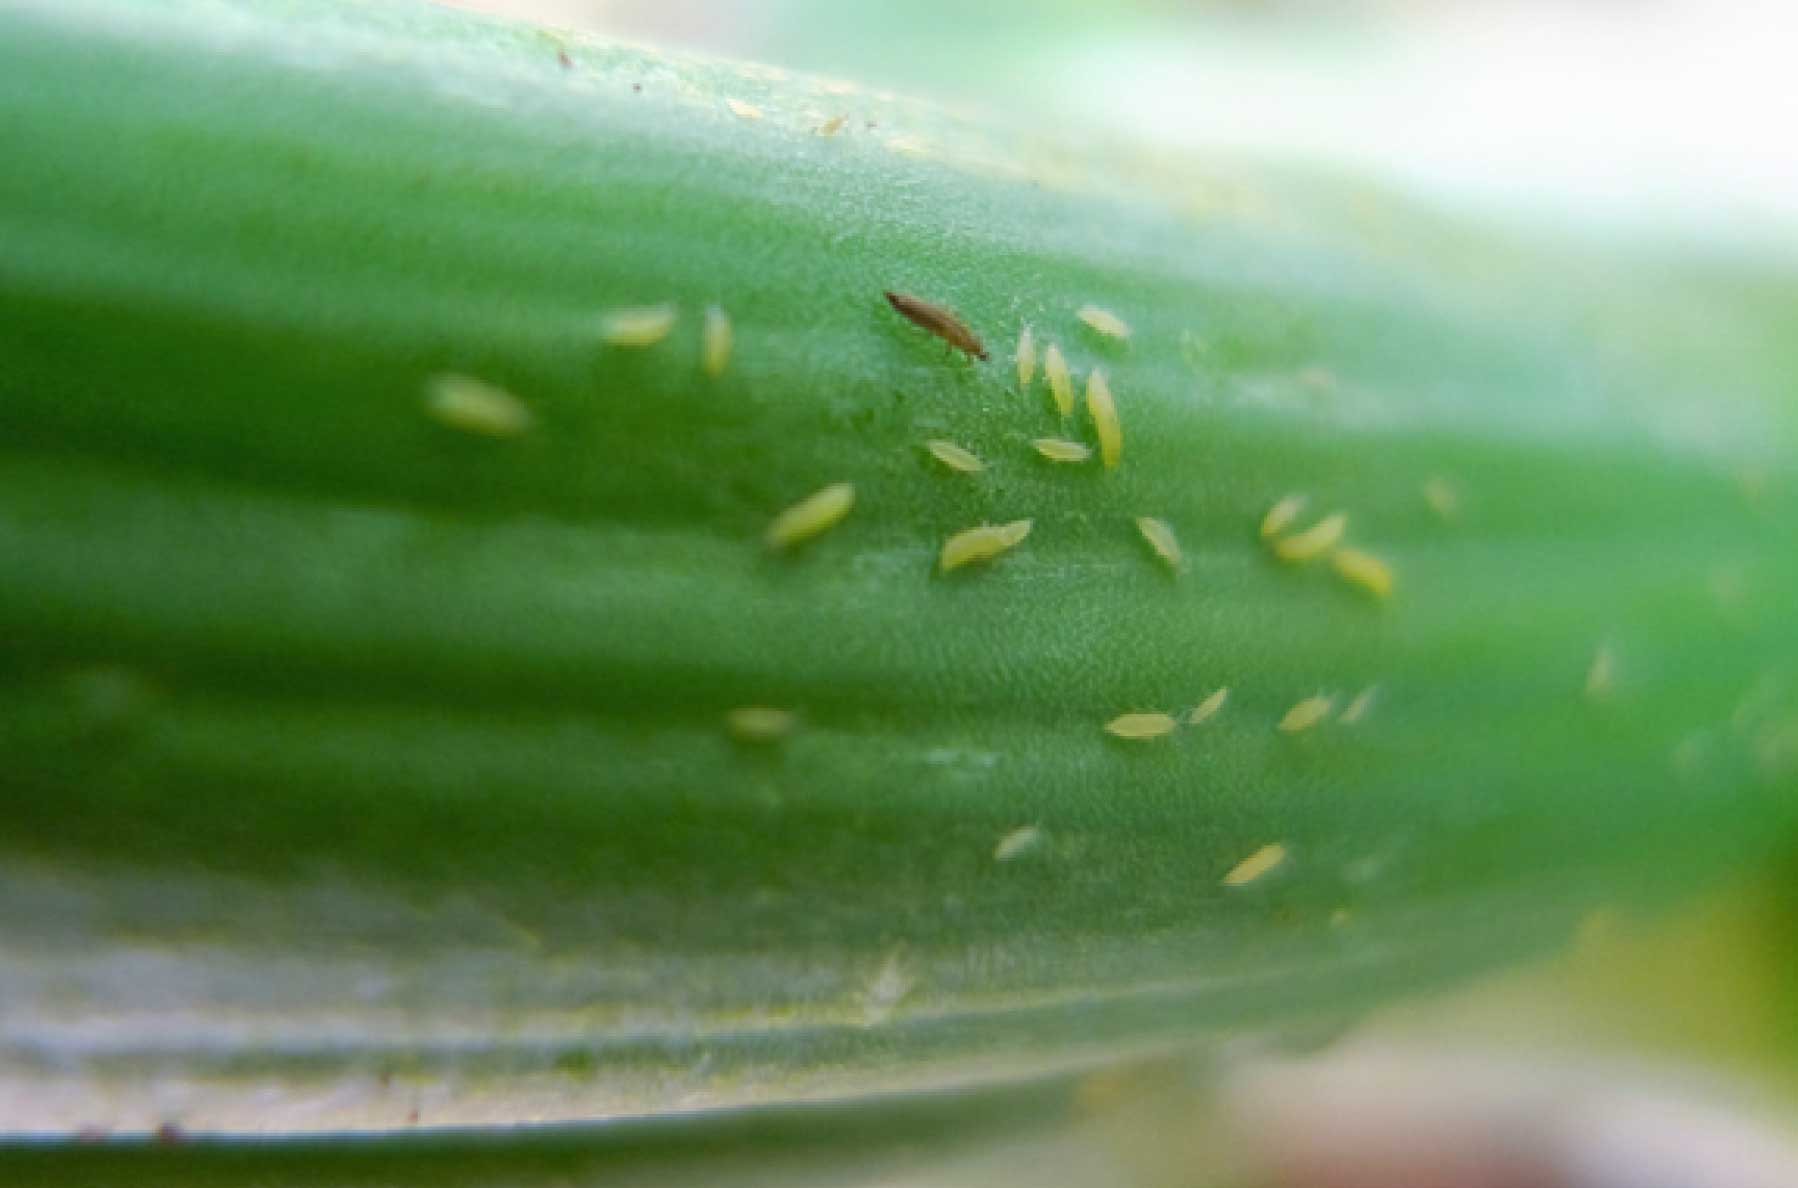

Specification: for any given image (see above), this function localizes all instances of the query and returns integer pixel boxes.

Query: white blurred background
[440,0,1798,256]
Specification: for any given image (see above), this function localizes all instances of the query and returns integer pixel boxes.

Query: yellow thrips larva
[994,824,1044,863]
[1586,645,1615,699]
[1272,512,1347,562]
[701,304,731,378]
[939,519,1032,572]
[725,97,763,120]
[1187,687,1228,726]
[423,373,534,438]
[1332,547,1394,598]
[1222,843,1287,887]
[925,439,985,474]
[1043,343,1073,417]
[726,706,794,742]
[1422,476,1459,521]
[1032,437,1091,463]
[1085,369,1122,469]
[1339,686,1378,725]
[1016,325,1036,390]
[1278,695,1335,733]
[884,291,988,360]
[1135,517,1181,571]
[1076,304,1131,340]
[1260,494,1307,540]
[599,303,677,347]
[816,113,847,136]
[1104,712,1179,740]
[766,482,856,550]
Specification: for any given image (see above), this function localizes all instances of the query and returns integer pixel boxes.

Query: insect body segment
[1272,512,1347,562]
[939,520,1032,572]
[1085,369,1122,468]
[1187,687,1229,725]
[1222,843,1287,887]
[925,440,984,474]
[767,482,856,550]
[1076,304,1131,341]
[1033,438,1090,463]
[1135,517,1181,571]
[994,824,1044,862]
[1278,696,1335,733]
[701,304,732,378]
[1261,494,1307,540]
[1333,547,1393,598]
[727,706,794,741]
[1043,344,1073,416]
[1105,712,1178,740]
[884,291,988,360]
[423,374,534,438]
[600,304,677,347]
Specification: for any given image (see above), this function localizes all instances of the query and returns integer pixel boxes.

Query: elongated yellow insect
[1278,695,1335,733]
[1187,687,1229,726]
[925,439,984,474]
[1135,517,1181,571]
[1260,494,1307,539]
[766,482,855,550]
[1222,843,1287,887]
[1422,476,1459,521]
[1272,512,1347,562]
[1339,685,1378,725]
[1076,304,1131,340]
[701,304,732,378]
[994,824,1044,863]
[724,97,763,120]
[726,706,794,742]
[939,519,1032,572]
[1586,645,1615,699]
[1043,343,1073,416]
[599,303,677,347]
[884,291,988,360]
[1104,712,1178,740]
[1032,437,1090,463]
[816,113,847,136]
[1085,369,1122,468]
[1332,547,1393,598]
[423,373,534,438]
[1016,325,1036,389]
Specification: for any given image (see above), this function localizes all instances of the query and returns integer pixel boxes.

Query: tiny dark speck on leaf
[556,49,571,68]
[632,83,642,93]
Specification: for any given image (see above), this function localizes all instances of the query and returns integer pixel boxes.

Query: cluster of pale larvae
[418,293,1392,888]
